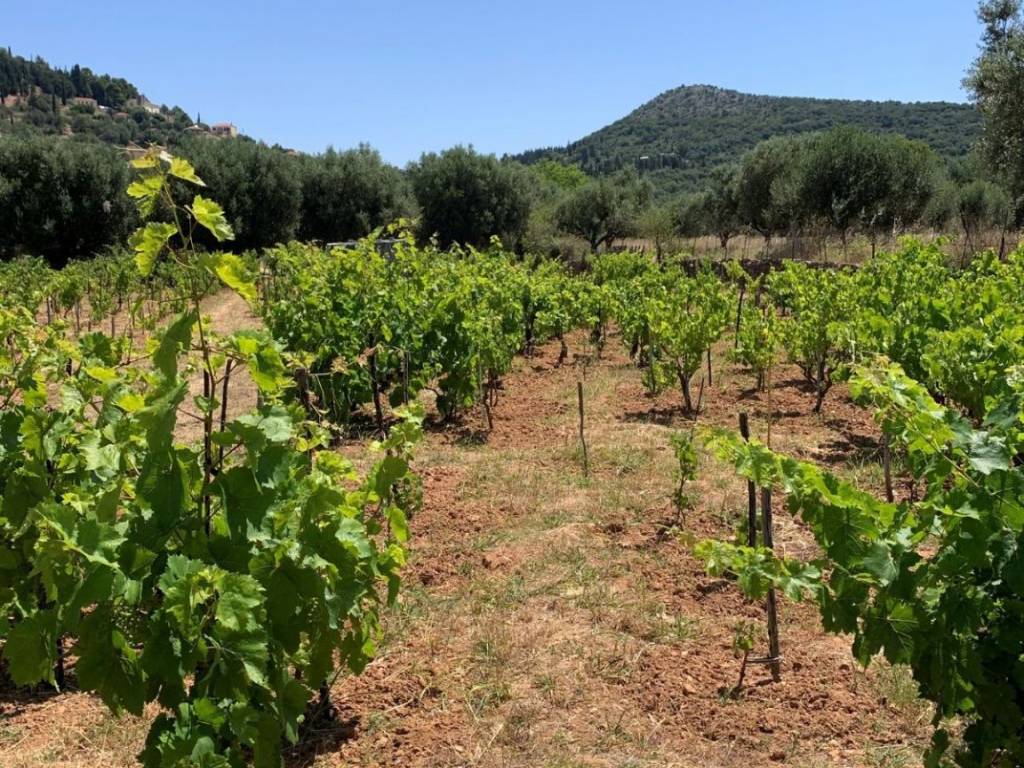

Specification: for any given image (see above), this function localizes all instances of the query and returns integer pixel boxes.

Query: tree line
[0,137,541,264]
[7,0,1024,270]
[0,128,1015,267]
[0,135,414,264]
[667,126,1014,259]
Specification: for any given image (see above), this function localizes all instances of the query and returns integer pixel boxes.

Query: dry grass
[619,228,1017,266]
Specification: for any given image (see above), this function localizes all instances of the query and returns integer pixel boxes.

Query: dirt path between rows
[311,331,929,768]
[0,315,930,768]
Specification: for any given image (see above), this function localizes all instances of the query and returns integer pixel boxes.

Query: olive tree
[965,0,1024,198]
[409,146,531,249]
[735,135,808,253]
[555,170,650,252]
[299,145,409,243]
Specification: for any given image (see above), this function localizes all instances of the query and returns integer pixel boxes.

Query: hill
[0,49,984,193]
[513,85,983,196]
[0,47,239,147]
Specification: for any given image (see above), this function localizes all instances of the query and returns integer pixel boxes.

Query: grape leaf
[130,222,178,276]
[189,196,235,242]
[3,610,58,686]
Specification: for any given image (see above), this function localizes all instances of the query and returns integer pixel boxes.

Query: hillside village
[1,83,239,147]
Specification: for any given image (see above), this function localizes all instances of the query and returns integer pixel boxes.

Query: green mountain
[513,85,983,196]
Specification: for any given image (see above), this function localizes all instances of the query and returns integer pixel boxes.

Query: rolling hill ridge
[513,84,983,195]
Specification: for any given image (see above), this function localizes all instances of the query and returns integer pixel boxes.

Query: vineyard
[2,151,1024,767]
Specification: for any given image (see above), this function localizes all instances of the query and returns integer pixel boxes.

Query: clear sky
[8,0,982,165]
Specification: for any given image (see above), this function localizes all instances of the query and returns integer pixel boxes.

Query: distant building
[184,124,209,136]
[2,94,28,107]
[123,142,147,160]
[126,97,161,115]
[122,142,167,162]
[210,122,238,138]
[70,96,98,108]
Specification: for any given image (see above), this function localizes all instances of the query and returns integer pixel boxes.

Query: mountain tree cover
[1,94,196,148]
[0,47,197,148]
[408,146,532,249]
[0,47,140,108]
[515,84,982,196]
[665,0,1016,252]
[548,123,976,256]
[0,33,1011,264]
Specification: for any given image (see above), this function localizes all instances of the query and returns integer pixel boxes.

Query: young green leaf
[169,157,205,186]
[130,222,178,276]
[189,196,235,242]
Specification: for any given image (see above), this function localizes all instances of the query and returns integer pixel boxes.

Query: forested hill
[513,84,983,196]
[0,47,229,147]
[0,46,142,107]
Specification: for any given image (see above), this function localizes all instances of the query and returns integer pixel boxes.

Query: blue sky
[9,1,982,165]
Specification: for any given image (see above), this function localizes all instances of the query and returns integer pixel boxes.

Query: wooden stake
[54,634,65,689]
[739,413,757,547]
[734,284,746,349]
[217,360,234,470]
[402,349,411,406]
[761,487,782,681]
[478,361,493,432]
[882,433,894,503]
[368,350,386,437]
[577,381,589,477]
[295,367,311,413]
[202,369,214,537]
